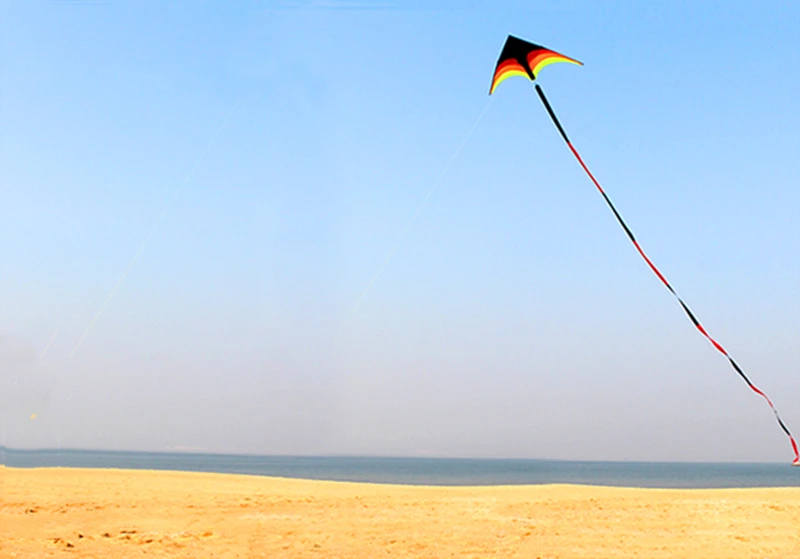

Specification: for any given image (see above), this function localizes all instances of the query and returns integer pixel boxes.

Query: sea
[2,447,799,489]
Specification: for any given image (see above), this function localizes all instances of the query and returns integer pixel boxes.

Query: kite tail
[534,84,800,465]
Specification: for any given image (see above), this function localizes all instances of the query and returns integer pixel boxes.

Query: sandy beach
[2,466,800,558]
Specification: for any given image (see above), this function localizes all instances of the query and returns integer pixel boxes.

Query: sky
[1,0,798,462]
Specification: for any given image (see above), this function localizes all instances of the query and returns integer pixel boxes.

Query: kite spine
[533,84,800,465]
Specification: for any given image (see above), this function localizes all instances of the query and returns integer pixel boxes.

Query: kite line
[489,35,798,464]
[70,101,239,358]
[40,330,60,359]
[336,98,493,335]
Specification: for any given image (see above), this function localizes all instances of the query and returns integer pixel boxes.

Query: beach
[2,467,800,558]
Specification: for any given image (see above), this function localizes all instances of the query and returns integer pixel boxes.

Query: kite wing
[489,35,582,95]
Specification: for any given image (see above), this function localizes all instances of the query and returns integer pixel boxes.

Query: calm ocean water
[2,447,799,488]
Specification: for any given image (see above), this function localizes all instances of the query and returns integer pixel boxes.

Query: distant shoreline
[3,447,799,489]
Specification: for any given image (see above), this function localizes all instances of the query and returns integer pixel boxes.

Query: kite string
[534,84,799,465]
[70,100,239,359]
[336,98,493,335]
[40,329,60,359]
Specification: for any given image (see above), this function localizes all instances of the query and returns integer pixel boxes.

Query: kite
[490,35,799,466]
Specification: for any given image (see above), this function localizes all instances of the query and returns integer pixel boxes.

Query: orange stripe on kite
[490,60,531,94]
[528,51,582,78]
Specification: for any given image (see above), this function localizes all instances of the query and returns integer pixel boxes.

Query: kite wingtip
[792,459,800,467]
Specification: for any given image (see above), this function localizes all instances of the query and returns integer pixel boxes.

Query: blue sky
[2,1,798,461]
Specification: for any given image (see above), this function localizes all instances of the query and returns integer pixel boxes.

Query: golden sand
[2,466,800,558]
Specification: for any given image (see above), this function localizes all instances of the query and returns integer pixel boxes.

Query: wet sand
[2,466,800,558]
